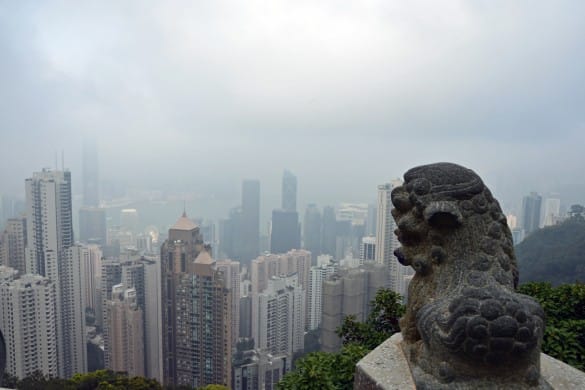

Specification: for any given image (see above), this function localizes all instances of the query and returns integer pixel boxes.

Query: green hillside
[516,216,585,285]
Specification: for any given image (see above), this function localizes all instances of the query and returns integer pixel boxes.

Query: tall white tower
[24,169,87,377]
[375,179,404,292]
[308,262,336,331]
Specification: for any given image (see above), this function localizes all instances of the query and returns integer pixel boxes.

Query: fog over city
[1,1,585,219]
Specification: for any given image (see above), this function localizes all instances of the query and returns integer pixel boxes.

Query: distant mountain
[516,216,585,285]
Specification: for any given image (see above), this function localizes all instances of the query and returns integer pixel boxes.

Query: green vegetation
[519,282,585,370]
[278,288,404,390]
[0,370,228,390]
[516,210,585,285]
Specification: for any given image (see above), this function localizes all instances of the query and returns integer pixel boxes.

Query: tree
[519,282,585,370]
[516,217,585,285]
[337,288,404,350]
[279,288,404,389]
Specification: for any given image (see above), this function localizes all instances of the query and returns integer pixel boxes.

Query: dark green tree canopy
[516,216,585,285]
[519,282,585,370]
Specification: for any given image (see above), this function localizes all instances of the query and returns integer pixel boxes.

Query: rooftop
[171,212,198,231]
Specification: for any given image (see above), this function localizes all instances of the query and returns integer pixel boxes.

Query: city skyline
[1,2,585,213]
[0,2,584,387]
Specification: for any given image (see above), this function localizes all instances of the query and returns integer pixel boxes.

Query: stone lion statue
[392,162,550,389]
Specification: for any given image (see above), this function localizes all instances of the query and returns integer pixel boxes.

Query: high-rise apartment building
[24,169,86,377]
[542,196,561,227]
[0,217,27,274]
[143,256,163,382]
[360,236,376,263]
[161,213,231,388]
[1,195,25,228]
[100,254,162,381]
[281,170,297,212]
[82,244,102,312]
[219,207,243,261]
[99,259,122,331]
[321,262,389,353]
[321,206,337,257]
[62,245,89,376]
[307,261,336,331]
[232,350,288,390]
[250,250,311,339]
[270,210,300,254]
[252,275,304,367]
[0,268,58,379]
[521,192,542,236]
[303,204,322,263]
[375,180,403,292]
[79,207,107,245]
[216,259,241,351]
[106,285,145,377]
[25,169,73,276]
[250,250,311,296]
[366,203,377,237]
[240,180,260,266]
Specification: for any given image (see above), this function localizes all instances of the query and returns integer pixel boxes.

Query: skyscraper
[216,259,241,352]
[82,245,102,313]
[24,169,87,377]
[161,213,231,388]
[303,204,322,263]
[240,180,260,266]
[142,256,163,382]
[106,285,145,377]
[250,250,311,338]
[79,207,107,245]
[0,217,27,274]
[270,209,300,254]
[100,253,162,381]
[521,192,542,236]
[321,206,337,257]
[281,170,297,212]
[320,262,389,353]
[253,275,305,368]
[542,196,561,227]
[360,236,376,263]
[307,261,336,331]
[375,180,403,291]
[232,350,288,390]
[219,207,243,261]
[83,138,99,207]
[25,169,73,276]
[0,269,58,379]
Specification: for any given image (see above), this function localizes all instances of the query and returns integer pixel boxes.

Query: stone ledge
[354,333,415,389]
[355,333,585,389]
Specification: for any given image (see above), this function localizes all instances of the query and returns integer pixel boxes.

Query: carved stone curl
[393,163,551,389]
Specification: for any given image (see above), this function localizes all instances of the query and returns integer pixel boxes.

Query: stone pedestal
[355,333,585,390]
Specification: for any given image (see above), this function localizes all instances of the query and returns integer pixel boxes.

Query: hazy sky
[1,1,584,216]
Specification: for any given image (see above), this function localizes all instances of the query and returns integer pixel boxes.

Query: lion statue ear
[423,201,462,229]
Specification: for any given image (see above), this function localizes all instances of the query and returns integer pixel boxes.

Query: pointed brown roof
[171,212,198,231]
[194,250,214,265]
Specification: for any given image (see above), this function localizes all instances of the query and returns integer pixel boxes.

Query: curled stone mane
[393,163,549,389]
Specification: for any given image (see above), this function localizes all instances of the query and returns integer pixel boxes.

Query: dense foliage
[516,213,585,285]
[519,282,585,370]
[1,370,228,390]
[278,288,404,390]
